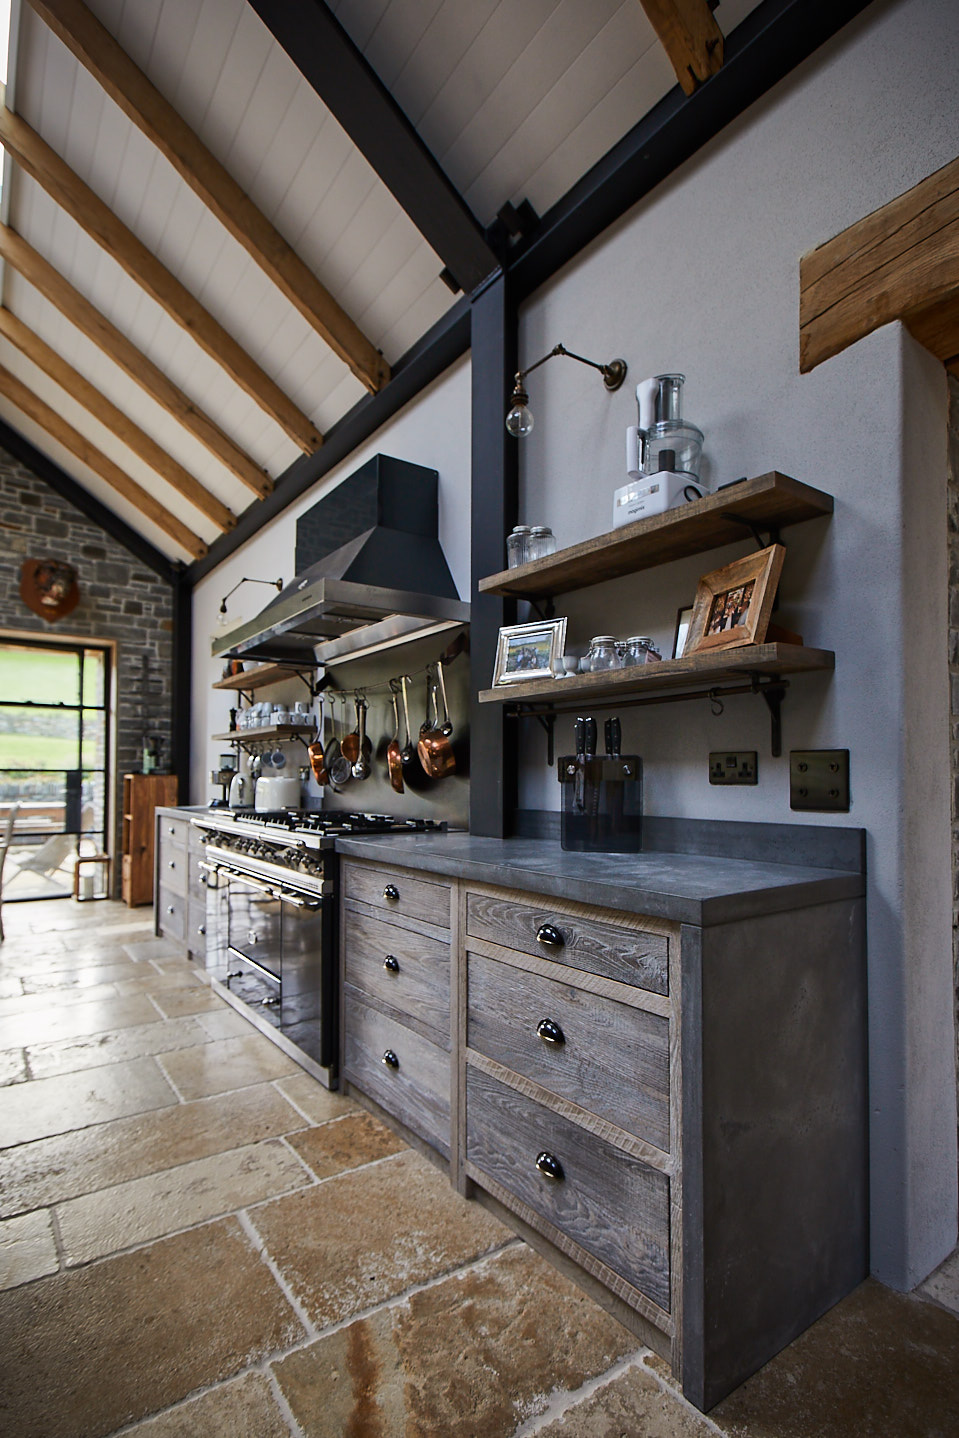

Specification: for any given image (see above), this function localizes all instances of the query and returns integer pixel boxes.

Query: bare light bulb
[217,604,231,627]
[505,400,534,437]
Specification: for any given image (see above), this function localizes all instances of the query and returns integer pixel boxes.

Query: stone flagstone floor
[1,898,958,1437]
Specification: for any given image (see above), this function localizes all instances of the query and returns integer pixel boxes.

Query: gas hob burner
[224,808,446,837]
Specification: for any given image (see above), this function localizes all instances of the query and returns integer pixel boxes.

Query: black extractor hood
[212,456,469,665]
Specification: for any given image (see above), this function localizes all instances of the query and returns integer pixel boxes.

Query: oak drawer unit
[155,809,211,960]
[462,884,678,1352]
[122,774,178,906]
[340,858,453,1158]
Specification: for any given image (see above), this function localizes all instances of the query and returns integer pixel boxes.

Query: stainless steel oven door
[228,876,283,986]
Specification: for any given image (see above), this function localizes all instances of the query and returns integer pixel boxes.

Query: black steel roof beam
[510,0,876,303]
[0,418,178,584]
[246,0,500,295]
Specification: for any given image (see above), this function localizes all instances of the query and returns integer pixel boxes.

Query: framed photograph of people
[684,544,786,656]
[492,618,567,685]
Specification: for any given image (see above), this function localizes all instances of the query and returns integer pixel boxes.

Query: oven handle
[199,859,325,911]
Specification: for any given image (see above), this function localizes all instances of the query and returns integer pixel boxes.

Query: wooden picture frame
[684,544,786,656]
[492,618,567,685]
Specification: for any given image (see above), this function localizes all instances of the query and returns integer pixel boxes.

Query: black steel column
[469,271,517,836]
[171,575,192,803]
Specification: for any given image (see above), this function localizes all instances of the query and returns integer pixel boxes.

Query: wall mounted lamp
[217,576,282,627]
[505,343,628,437]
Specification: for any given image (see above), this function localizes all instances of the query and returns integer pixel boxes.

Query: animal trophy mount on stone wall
[20,558,80,623]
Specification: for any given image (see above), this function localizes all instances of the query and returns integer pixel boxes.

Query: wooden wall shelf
[212,663,308,693]
[477,472,832,600]
[478,643,834,709]
[211,724,315,743]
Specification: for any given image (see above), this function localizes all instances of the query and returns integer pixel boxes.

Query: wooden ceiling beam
[0,360,207,558]
[0,223,272,497]
[28,0,390,394]
[0,305,235,532]
[800,153,959,373]
[638,0,724,95]
[0,103,322,455]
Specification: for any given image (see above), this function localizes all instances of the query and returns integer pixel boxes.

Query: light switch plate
[790,750,850,811]
[709,751,758,785]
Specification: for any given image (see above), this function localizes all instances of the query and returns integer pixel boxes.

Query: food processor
[617,373,705,526]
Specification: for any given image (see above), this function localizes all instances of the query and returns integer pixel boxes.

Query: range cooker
[192,808,445,1083]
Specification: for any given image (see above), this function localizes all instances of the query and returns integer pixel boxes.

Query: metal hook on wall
[709,690,725,717]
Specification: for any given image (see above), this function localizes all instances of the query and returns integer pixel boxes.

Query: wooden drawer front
[187,849,209,906]
[187,900,208,955]
[467,1065,670,1311]
[160,815,189,847]
[342,910,450,1048]
[159,841,187,896]
[343,991,450,1156]
[342,861,451,929]
[467,953,669,1151]
[466,892,668,996]
[156,884,186,941]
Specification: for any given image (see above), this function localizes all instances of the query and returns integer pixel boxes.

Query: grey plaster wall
[0,446,175,880]
[514,0,958,1286]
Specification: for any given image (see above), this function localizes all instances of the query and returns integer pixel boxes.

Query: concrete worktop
[333,829,864,927]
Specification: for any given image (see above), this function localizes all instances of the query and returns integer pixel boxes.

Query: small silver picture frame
[492,618,567,685]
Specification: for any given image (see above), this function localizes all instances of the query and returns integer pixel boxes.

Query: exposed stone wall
[0,445,175,887]
[949,376,959,1131]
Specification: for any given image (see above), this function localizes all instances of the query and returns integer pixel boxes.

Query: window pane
[81,710,107,769]
[82,649,107,708]
[0,707,77,770]
[0,644,80,706]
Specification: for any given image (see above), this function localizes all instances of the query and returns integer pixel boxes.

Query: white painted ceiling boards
[0,0,760,563]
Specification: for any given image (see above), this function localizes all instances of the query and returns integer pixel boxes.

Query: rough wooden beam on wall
[0,361,207,558]
[800,153,959,373]
[0,103,323,455]
[0,305,236,532]
[638,0,724,95]
[0,223,272,498]
[28,0,390,394]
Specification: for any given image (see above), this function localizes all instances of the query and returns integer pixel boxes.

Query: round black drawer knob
[197,925,206,936]
[166,905,174,915]
[383,884,400,902]
[536,923,565,950]
[535,1151,564,1182]
[382,1049,399,1069]
[383,955,400,972]
[168,859,176,869]
[536,1017,565,1046]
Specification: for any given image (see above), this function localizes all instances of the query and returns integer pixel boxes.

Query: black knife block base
[558,755,643,853]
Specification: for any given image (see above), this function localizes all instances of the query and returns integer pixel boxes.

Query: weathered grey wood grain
[466,1065,670,1310]
[342,908,451,1049]
[343,988,450,1157]
[466,891,668,994]
[342,859,452,929]
[467,951,669,1150]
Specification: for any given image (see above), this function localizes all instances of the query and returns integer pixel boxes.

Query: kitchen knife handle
[574,716,585,757]
[584,717,597,756]
[606,717,621,757]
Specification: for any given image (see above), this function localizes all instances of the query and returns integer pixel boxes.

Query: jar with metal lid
[527,525,556,562]
[623,635,662,665]
[506,525,531,568]
[587,636,623,672]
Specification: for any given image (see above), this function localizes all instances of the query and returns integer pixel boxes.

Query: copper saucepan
[417,663,456,778]
[387,683,404,793]
[341,694,361,764]
[308,695,328,784]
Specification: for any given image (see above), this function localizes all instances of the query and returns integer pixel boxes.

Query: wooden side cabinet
[121,774,177,907]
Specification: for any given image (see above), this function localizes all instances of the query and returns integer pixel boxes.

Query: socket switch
[709,751,758,785]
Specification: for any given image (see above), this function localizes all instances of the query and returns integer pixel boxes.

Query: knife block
[558,754,643,852]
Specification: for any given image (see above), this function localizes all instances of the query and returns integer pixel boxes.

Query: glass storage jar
[587,636,624,672]
[623,635,662,665]
[506,526,531,567]
[527,526,556,561]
